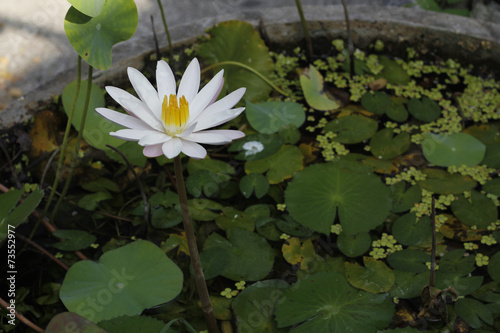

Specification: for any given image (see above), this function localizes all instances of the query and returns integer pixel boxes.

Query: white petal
[188,70,224,121]
[199,87,246,116]
[162,138,182,159]
[127,67,162,118]
[143,144,164,157]
[208,77,224,106]
[181,140,207,159]
[195,107,245,131]
[183,131,234,145]
[178,122,198,138]
[110,129,159,141]
[105,86,164,131]
[177,58,200,103]
[156,60,176,101]
[204,129,245,140]
[95,108,152,130]
[138,133,172,146]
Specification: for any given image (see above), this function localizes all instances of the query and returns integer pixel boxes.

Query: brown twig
[0,297,44,333]
[0,137,21,189]
[17,233,69,270]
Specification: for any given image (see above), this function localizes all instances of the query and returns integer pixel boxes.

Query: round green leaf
[245,145,304,184]
[391,213,431,246]
[387,249,430,273]
[435,274,483,297]
[197,20,273,102]
[67,0,105,17]
[418,168,477,194]
[345,257,395,293]
[377,56,410,85]
[228,133,283,161]
[274,271,394,333]
[324,115,378,144]
[239,173,269,199]
[255,217,283,241]
[62,80,124,150]
[275,215,314,237]
[370,128,410,160]
[390,271,429,299]
[337,232,371,258]
[389,182,422,213]
[246,101,305,134]
[483,178,500,196]
[232,280,289,333]
[285,164,391,235]
[423,133,486,167]
[488,251,500,283]
[300,65,341,111]
[60,240,183,323]
[451,190,498,228]
[52,230,97,251]
[202,228,274,281]
[455,298,494,328]
[482,142,500,168]
[407,96,441,122]
[64,0,138,70]
[386,99,409,122]
[361,91,391,115]
[151,206,182,229]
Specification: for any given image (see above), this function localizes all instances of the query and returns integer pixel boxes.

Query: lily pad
[376,56,410,85]
[418,168,477,194]
[67,0,105,17]
[60,240,183,322]
[407,97,441,122]
[285,163,391,235]
[274,271,394,333]
[390,271,430,299]
[391,213,431,246]
[451,190,498,228]
[454,298,494,329]
[232,280,289,333]
[370,128,410,160]
[488,252,500,283]
[324,115,378,144]
[246,101,305,134]
[483,178,500,196]
[245,145,304,184]
[345,257,395,293]
[300,65,341,111]
[386,98,409,122]
[282,238,315,266]
[62,80,123,150]
[337,232,371,258]
[202,228,274,281]
[52,230,97,251]
[64,0,138,70]
[387,249,430,273]
[228,133,283,161]
[361,91,391,115]
[275,215,314,237]
[197,20,274,102]
[423,133,486,167]
[389,182,422,213]
[481,142,500,168]
[240,173,270,199]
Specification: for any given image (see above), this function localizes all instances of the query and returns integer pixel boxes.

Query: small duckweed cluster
[464,242,479,250]
[330,224,342,235]
[448,165,495,185]
[385,167,426,186]
[271,51,303,101]
[370,233,402,259]
[425,262,439,270]
[220,281,246,299]
[316,132,349,161]
[458,74,500,123]
[475,253,489,267]
[411,190,455,221]
[481,234,498,246]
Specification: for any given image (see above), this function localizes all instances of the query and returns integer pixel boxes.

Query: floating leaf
[387,249,430,273]
[215,207,256,231]
[282,238,315,266]
[451,190,498,228]
[186,170,227,198]
[64,0,138,70]
[463,123,500,145]
[245,145,304,184]
[232,280,289,333]
[60,240,183,322]
[228,133,283,161]
[246,101,305,134]
[481,142,500,168]
[346,257,395,293]
[377,56,410,85]
[389,182,422,213]
[197,20,274,102]
[423,133,486,167]
[418,168,476,194]
[390,271,429,299]
[274,271,394,333]
[300,65,341,111]
[77,191,112,210]
[275,215,314,237]
[391,213,431,246]
[98,315,177,333]
[455,298,494,329]
[483,178,500,196]
[239,173,269,199]
[407,97,441,122]
[52,230,97,251]
[66,0,105,17]
[370,128,410,160]
[202,228,274,281]
[386,98,409,122]
[324,115,378,144]
[361,91,391,115]
[337,232,371,258]
[46,312,106,333]
[255,217,283,241]
[488,252,500,283]
[285,163,391,235]
[151,206,182,229]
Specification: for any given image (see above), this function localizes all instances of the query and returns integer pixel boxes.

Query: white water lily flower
[96,58,246,159]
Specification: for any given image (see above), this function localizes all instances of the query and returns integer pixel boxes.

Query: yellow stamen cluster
[162,94,189,135]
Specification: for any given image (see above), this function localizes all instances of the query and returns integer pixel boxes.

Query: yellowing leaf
[282,238,315,267]
[245,145,303,184]
[300,65,341,111]
[163,232,189,255]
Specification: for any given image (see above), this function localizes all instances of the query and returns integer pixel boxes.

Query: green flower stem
[294,0,313,61]
[173,156,219,333]
[201,61,289,97]
[156,0,173,61]
[34,56,82,238]
[340,0,355,77]
[50,65,94,222]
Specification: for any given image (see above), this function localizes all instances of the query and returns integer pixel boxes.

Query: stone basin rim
[1,4,499,130]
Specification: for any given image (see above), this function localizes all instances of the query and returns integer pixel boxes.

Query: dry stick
[156,0,173,62]
[430,196,436,287]
[17,233,69,270]
[0,183,88,261]
[105,144,149,226]
[173,156,219,333]
[0,138,21,189]
[294,0,313,61]
[0,297,44,333]
[340,0,355,77]
[40,148,60,187]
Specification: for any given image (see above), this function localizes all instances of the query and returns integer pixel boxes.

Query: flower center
[161,94,189,136]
